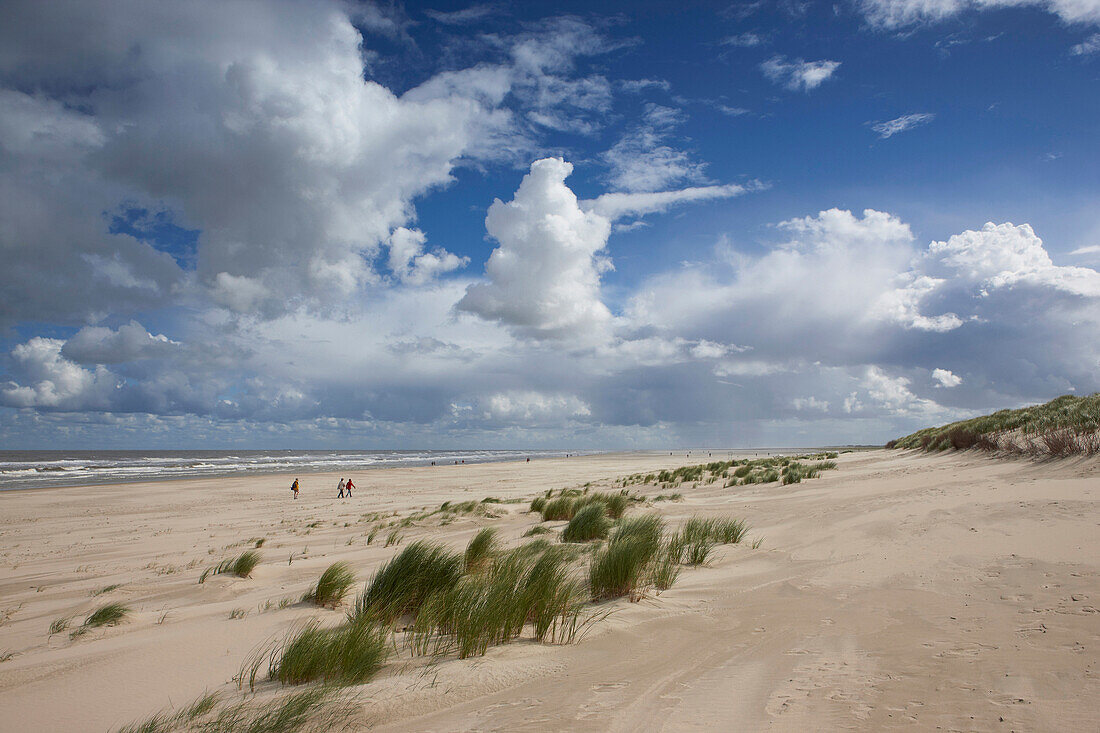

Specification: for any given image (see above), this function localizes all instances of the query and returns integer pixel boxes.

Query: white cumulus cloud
[457,158,615,341]
[1,338,118,409]
[932,368,963,387]
[387,228,469,285]
[62,321,179,364]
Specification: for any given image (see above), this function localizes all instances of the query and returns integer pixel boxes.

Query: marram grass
[464,527,499,573]
[116,687,357,733]
[307,562,356,607]
[409,544,586,658]
[888,393,1100,455]
[201,550,262,583]
[561,503,611,542]
[588,515,663,601]
[269,618,388,686]
[85,602,130,628]
[354,540,463,624]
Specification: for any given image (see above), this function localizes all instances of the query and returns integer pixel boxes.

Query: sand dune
[1,450,1097,731]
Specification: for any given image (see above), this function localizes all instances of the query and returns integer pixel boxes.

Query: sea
[0,449,594,491]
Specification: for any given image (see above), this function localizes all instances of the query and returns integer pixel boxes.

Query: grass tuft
[410,545,586,658]
[588,515,663,601]
[202,550,262,583]
[84,602,130,628]
[561,503,611,542]
[307,562,356,607]
[354,541,463,625]
[464,528,499,573]
[270,618,388,686]
[540,496,574,521]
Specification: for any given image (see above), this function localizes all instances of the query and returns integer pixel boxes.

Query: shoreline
[0,447,814,494]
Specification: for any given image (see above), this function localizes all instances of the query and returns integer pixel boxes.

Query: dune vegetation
[561,503,612,542]
[200,550,262,583]
[888,393,1100,456]
[622,453,840,490]
[303,562,356,608]
[115,469,759,732]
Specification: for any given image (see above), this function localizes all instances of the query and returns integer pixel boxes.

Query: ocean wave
[0,449,593,491]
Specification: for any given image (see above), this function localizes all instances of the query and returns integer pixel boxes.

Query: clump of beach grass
[591,491,630,519]
[711,517,749,544]
[540,496,575,521]
[409,545,586,658]
[682,516,750,546]
[86,602,130,627]
[685,536,715,566]
[73,602,130,637]
[269,618,388,686]
[588,515,663,601]
[200,550,262,583]
[464,528,499,573]
[305,562,356,608]
[561,503,611,542]
[650,536,683,591]
[523,525,553,537]
[354,541,463,625]
[677,515,751,565]
[539,491,633,523]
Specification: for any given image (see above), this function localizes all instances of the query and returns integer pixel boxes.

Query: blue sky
[0,0,1097,448]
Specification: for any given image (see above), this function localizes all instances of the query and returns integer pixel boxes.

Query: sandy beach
[1,449,1098,732]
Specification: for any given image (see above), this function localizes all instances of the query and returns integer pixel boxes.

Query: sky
[1,0,1098,449]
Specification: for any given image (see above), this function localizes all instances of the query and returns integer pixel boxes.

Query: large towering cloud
[457,158,615,341]
[456,158,751,342]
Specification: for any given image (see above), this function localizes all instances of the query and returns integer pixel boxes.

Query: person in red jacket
[344,478,355,497]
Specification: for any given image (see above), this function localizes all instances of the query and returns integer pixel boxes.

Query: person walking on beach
[337,478,346,498]
[345,478,355,497]
[291,478,299,499]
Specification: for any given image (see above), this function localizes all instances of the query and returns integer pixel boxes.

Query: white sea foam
[0,449,593,491]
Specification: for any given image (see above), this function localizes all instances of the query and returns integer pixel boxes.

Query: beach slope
[0,450,1097,731]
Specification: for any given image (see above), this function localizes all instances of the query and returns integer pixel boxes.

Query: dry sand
[0,449,1098,732]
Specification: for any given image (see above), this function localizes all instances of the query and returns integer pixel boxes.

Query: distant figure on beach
[337,478,346,498]
[345,478,355,497]
[291,478,299,499]
[526,457,530,462]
